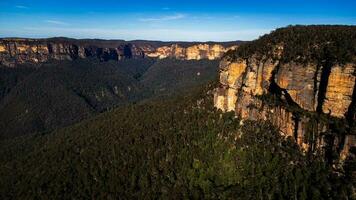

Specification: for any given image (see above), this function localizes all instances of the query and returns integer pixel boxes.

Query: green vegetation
[0,59,147,139]
[227,25,356,167]
[0,58,219,139]
[0,26,354,199]
[0,84,353,199]
[141,59,219,96]
[225,25,356,64]
[0,65,36,101]
[256,92,350,158]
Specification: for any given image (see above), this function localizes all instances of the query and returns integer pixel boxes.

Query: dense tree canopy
[0,84,353,199]
[0,25,355,199]
[225,25,356,64]
[0,58,219,139]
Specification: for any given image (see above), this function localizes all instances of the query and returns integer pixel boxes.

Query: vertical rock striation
[214,57,355,158]
[144,43,237,60]
[0,38,238,67]
[214,25,356,162]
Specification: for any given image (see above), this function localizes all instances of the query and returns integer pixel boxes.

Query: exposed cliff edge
[146,44,237,60]
[214,25,356,163]
[0,38,238,67]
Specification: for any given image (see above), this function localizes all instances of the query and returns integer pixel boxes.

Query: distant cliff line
[0,38,242,67]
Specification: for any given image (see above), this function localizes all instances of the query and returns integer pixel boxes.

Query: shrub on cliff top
[226,25,356,64]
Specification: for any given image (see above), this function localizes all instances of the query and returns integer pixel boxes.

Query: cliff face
[214,56,356,160]
[214,26,356,162]
[146,44,237,60]
[0,39,148,67]
[0,39,237,67]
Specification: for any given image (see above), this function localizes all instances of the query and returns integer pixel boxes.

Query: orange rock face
[0,39,237,66]
[322,63,356,117]
[275,62,319,112]
[214,51,356,160]
[0,44,7,52]
[146,44,237,60]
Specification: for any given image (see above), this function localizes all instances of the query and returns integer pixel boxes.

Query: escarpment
[0,38,238,67]
[145,44,237,60]
[214,25,356,163]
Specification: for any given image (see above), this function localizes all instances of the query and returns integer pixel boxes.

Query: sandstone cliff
[214,25,356,163]
[146,44,237,60]
[0,38,237,67]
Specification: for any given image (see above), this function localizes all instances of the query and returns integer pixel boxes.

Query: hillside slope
[1,85,353,199]
[141,59,219,95]
[0,58,219,139]
[0,59,147,139]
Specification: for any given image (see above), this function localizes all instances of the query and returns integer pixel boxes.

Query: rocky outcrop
[322,64,356,117]
[0,39,147,67]
[146,44,237,60]
[214,53,356,161]
[0,38,238,67]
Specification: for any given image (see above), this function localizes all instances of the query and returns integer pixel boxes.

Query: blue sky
[0,0,355,41]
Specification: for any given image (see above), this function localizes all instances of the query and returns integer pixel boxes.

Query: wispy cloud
[139,14,185,22]
[20,26,271,41]
[44,20,69,25]
[162,7,170,10]
[15,5,28,9]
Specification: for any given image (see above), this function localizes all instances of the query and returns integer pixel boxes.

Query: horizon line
[0,36,248,43]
